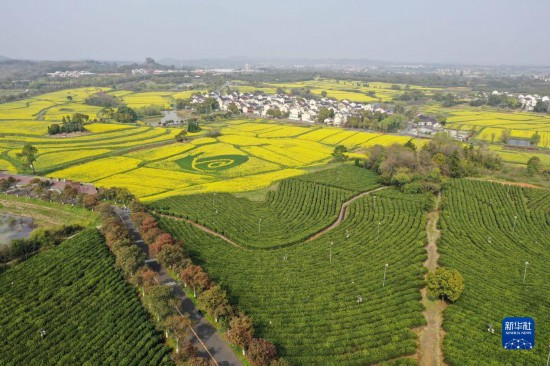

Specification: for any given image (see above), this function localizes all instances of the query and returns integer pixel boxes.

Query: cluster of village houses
[190,91,471,139]
[191,91,391,127]
[490,90,550,111]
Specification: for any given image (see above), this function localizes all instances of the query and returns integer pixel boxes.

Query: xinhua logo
[502,317,535,350]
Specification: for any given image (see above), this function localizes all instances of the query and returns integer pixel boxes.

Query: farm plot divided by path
[439,180,550,365]
[150,165,381,248]
[159,188,430,365]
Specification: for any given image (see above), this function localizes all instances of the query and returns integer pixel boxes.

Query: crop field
[152,165,381,248]
[0,229,172,365]
[159,171,428,364]
[0,87,415,199]
[438,180,550,365]
[2,86,538,201]
[0,194,97,228]
[258,79,446,103]
[0,111,427,199]
[422,105,550,148]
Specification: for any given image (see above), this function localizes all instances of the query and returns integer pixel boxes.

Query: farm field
[1,86,547,201]
[0,229,172,365]
[151,165,381,248]
[0,87,421,199]
[439,180,550,365]
[0,194,97,228]
[257,79,449,103]
[422,104,550,148]
[159,170,429,365]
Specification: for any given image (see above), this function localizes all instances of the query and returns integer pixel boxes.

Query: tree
[530,132,541,146]
[180,265,211,296]
[270,359,290,366]
[115,106,138,123]
[115,246,145,277]
[150,233,175,257]
[142,227,163,245]
[247,338,277,366]
[332,145,348,162]
[198,285,232,322]
[145,285,173,321]
[227,103,240,114]
[527,156,541,176]
[82,194,99,209]
[187,357,211,366]
[157,244,189,270]
[164,314,192,353]
[320,90,327,97]
[426,267,464,302]
[499,129,511,144]
[227,313,254,355]
[175,130,187,142]
[404,139,417,151]
[18,143,38,174]
[136,267,157,296]
[188,121,201,133]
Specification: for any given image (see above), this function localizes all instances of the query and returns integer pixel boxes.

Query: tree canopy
[426,267,464,302]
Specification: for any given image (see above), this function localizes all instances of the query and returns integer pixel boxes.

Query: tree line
[130,206,288,366]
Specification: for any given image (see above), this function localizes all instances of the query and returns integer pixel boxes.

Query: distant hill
[0,55,10,61]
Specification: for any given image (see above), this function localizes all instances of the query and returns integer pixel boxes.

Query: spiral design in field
[183,154,249,172]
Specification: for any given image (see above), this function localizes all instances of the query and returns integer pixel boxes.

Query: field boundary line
[305,186,387,242]
[155,185,387,250]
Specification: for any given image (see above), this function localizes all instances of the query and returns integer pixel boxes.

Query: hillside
[0,229,172,365]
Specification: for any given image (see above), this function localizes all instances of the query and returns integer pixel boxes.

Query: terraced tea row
[0,229,172,365]
[439,180,550,365]
[160,190,429,365]
[151,166,381,248]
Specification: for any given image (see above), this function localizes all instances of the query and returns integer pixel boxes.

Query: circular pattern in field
[176,154,249,173]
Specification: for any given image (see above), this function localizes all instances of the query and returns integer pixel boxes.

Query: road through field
[115,207,242,366]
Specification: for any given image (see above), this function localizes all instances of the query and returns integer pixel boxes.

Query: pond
[0,213,35,247]
[160,110,183,124]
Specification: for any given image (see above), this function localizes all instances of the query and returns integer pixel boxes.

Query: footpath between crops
[416,193,447,366]
[155,186,388,250]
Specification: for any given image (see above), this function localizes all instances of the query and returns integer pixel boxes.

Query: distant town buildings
[47,71,95,78]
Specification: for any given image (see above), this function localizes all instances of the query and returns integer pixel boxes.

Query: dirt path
[467,177,541,189]
[156,186,387,250]
[417,193,447,366]
[156,214,251,251]
[305,186,387,242]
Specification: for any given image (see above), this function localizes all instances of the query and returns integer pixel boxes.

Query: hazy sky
[2,0,549,65]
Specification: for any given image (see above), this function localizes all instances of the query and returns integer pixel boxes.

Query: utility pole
[330,241,333,263]
[383,263,389,287]
[512,215,518,233]
[523,261,529,284]
[258,218,262,235]
[377,221,381,242]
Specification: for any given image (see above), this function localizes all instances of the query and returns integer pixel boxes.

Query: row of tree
[97,204,214,365]
[130,208,287,366]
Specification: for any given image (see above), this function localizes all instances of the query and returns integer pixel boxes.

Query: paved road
[114,207,242,366]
